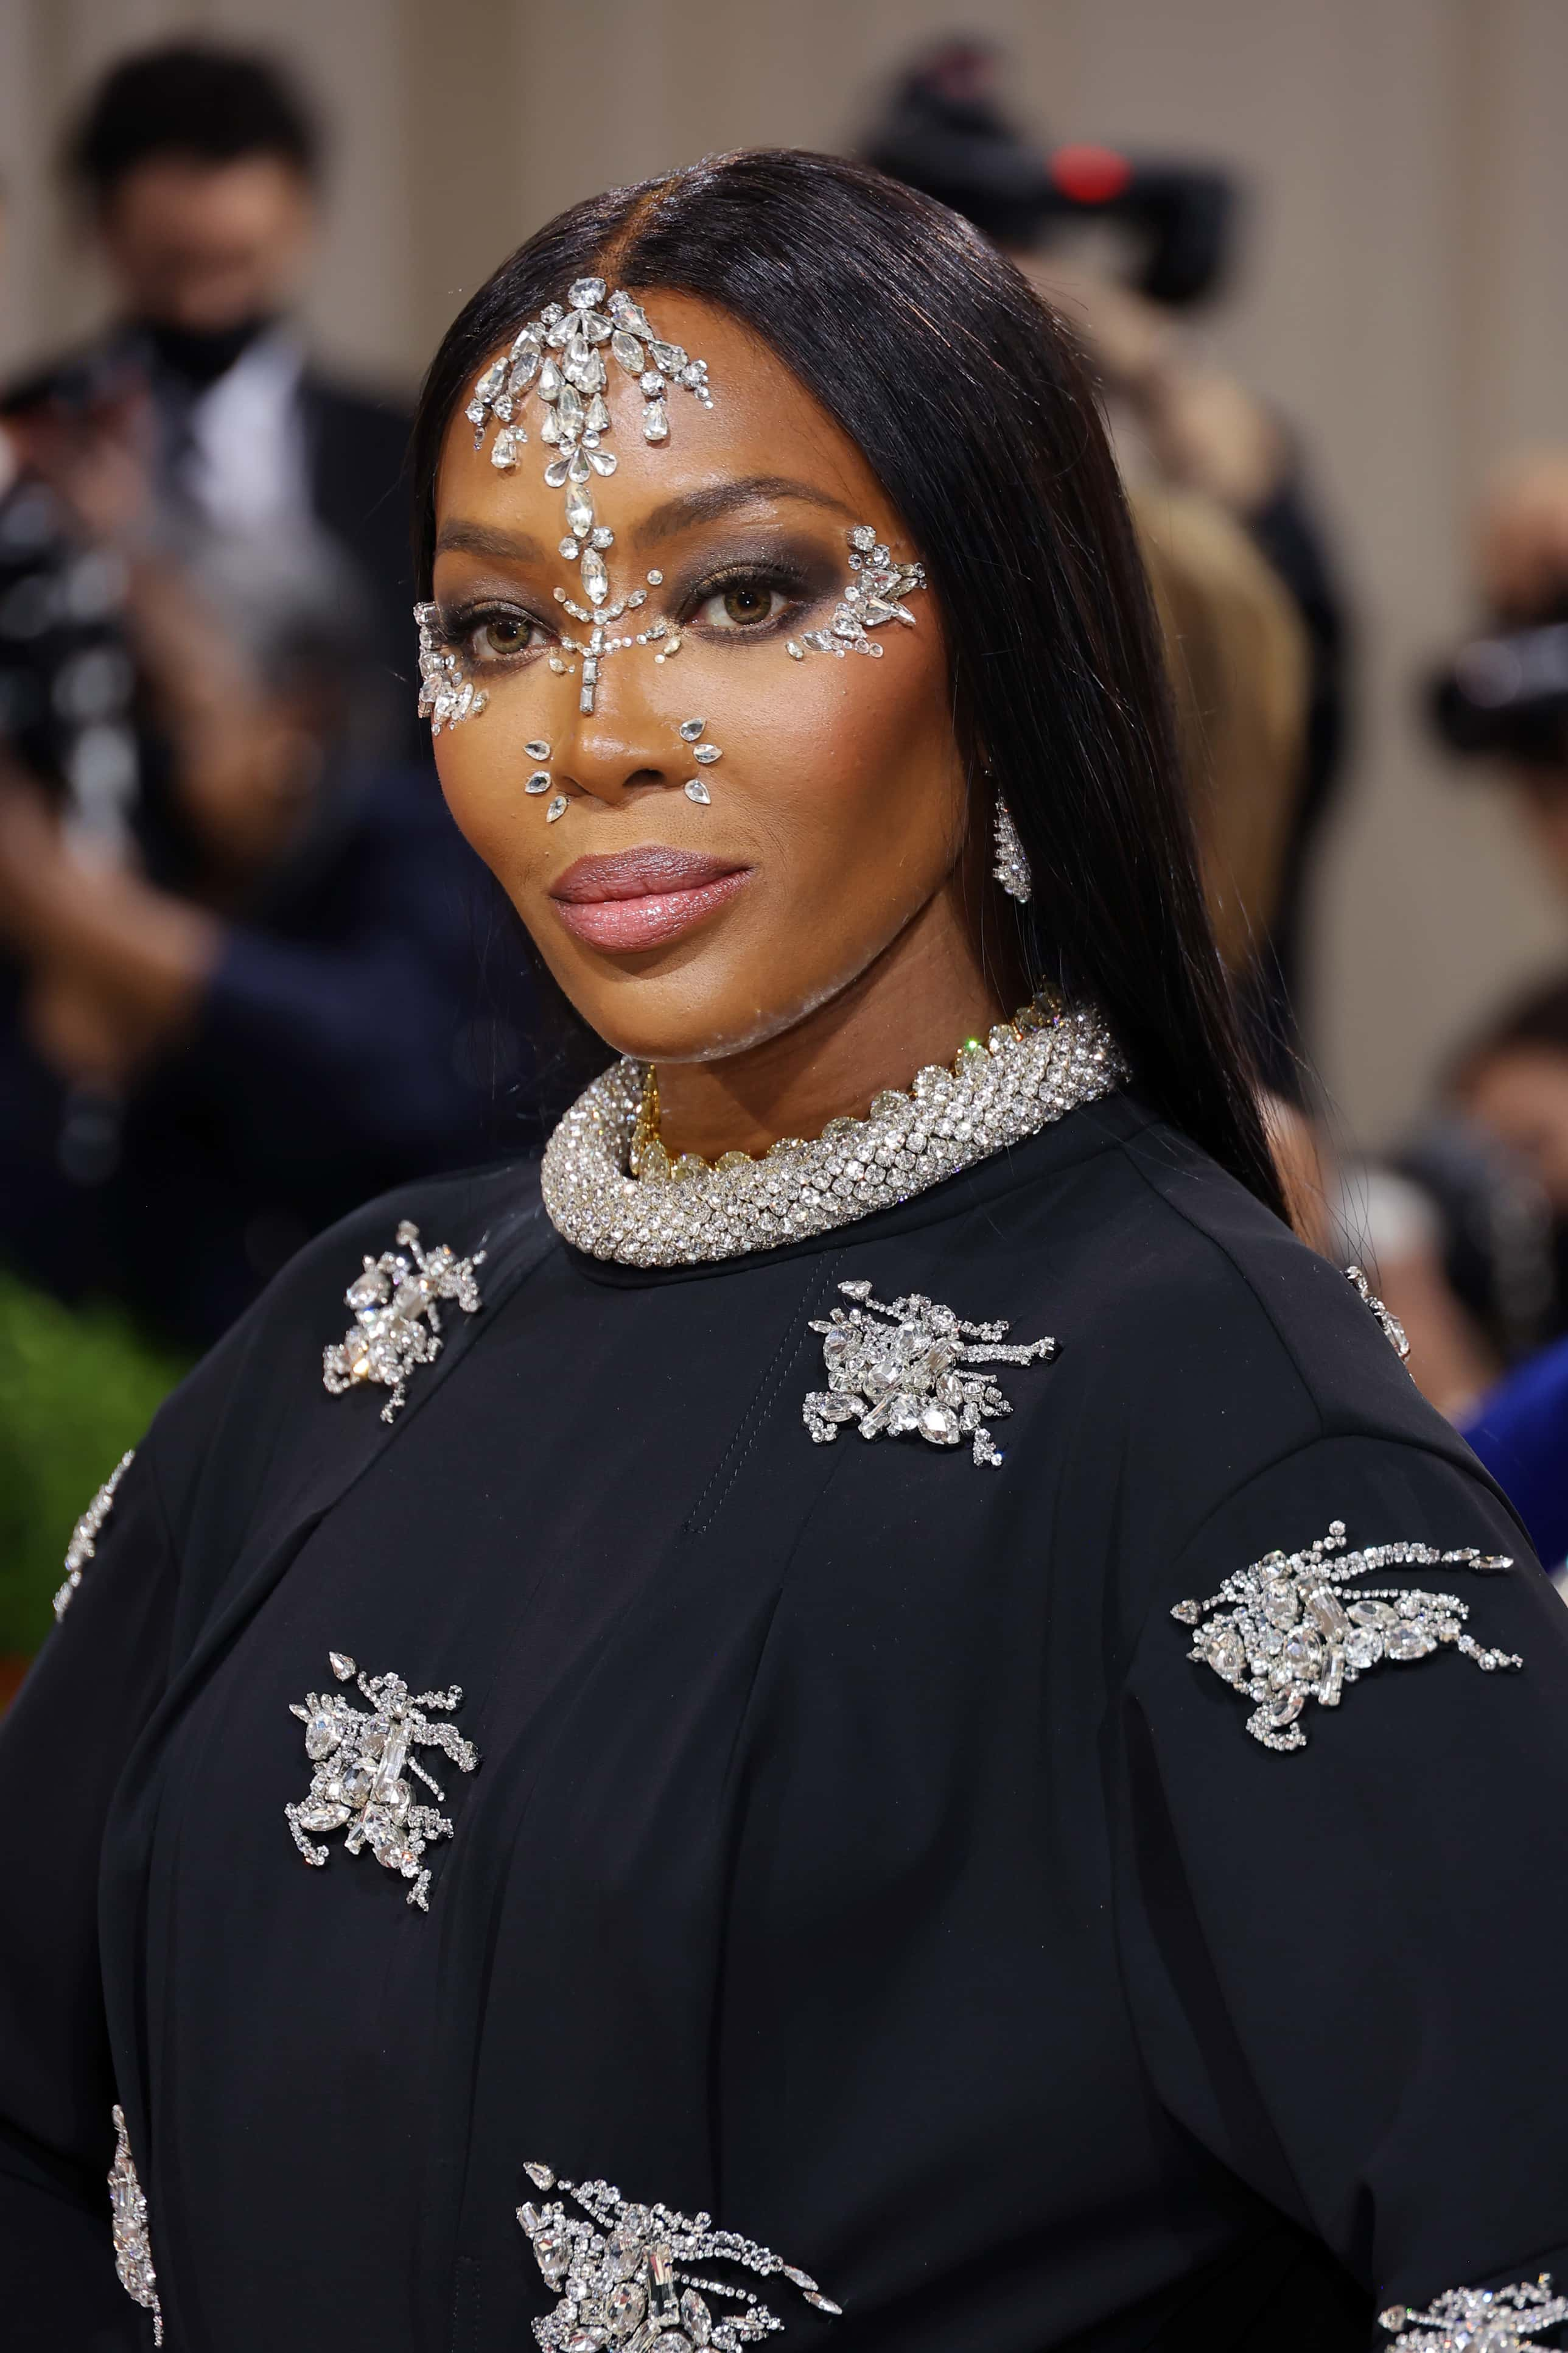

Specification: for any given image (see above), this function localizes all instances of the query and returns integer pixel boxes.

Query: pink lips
[549,846,753,952]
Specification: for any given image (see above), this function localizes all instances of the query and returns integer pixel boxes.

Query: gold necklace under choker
[541,992,1126,1269]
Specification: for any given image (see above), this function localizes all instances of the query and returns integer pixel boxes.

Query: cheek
[719,637,961,874]
[433,725,541,883]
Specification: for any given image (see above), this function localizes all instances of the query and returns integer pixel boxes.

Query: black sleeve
[0,1446,177,2346]
[1115,1429,1568,2341]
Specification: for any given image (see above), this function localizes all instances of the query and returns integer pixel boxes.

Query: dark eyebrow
[433,519,551,564]
[635,475,858,547]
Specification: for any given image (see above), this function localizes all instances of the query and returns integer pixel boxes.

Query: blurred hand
[1476,451,1568,622]
[0,759,218,1079]
[8,387,159,546]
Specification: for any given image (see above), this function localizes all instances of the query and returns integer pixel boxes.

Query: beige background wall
[2,0,1566,1148]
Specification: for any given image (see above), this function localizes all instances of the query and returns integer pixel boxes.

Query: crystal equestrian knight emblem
[803,1279,1055,1468]
[516,2158,841,2348]
[285,1652,479,1909]
[322,1219,483,1422]
[1172,1520,1521,1752]
[1379,2273,1568,2349]
[108,2104,163,2344]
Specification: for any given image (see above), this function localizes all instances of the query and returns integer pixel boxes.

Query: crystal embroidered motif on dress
[54,1448,133,1620]
[542,992,1125,1268]
[321,1218,484,1422]
[1345,1261,1413,1362]
[516,2158,841,2349]
[1379,2273,1568,2349]
[109,2103,163,2344]
[1172,1520,1521,1752]
[804,1280,1055,1468]
[285,1650,479,1910]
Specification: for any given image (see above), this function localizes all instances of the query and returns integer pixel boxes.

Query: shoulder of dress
[141,1157,545,1501]
[1025,1118,1455,1491]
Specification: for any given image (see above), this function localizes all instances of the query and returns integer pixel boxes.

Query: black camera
[1428,620,1568,765]
[863,39,1239,308]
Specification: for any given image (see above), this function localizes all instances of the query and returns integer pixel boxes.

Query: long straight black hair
[411,149,1288,1220]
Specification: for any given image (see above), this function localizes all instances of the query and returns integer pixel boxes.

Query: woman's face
[429,292,973,1067]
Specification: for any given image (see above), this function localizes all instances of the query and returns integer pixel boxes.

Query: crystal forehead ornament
[542,993,1125,1268]
[516,2158,841,2348]
[1172,1520,1520,1752]
[804,1280,1055,1468]
[285,1649,479,1910]
[465,276,714,714]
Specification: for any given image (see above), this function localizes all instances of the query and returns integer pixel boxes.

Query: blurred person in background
[2,38,417,754]
[1130,481,1336,1250]
[1443,976,1568,1569]
[1357,455,1568,1428]
[864,38,1351,1085]
[0,152,536,1430]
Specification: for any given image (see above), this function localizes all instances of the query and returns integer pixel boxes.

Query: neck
[652,896,1018,1162]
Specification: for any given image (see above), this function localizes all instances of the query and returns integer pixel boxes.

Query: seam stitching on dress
[682,1249,848,1539]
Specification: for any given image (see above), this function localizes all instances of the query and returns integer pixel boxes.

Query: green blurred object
[0,1272,187,1654]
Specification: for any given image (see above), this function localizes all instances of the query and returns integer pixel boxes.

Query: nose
[550,641,677,810]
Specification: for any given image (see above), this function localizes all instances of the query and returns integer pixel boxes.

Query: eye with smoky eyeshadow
[668,536,841,639]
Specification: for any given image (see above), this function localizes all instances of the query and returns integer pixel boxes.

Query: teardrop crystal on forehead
[461,279,715,720]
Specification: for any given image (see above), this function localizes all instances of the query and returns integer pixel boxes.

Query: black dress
[5,1093,1567,2353]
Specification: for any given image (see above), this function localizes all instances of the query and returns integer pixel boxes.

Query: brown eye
[698,580,787,631]
[470,614,540,660]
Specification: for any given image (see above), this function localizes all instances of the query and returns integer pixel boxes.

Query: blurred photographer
[2,39,416,754]
[1429,451,1568,889]
[0,180,537,1356]
[864,40,1351,1061]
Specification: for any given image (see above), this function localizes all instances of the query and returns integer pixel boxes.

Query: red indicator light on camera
[1050,144,1133,206]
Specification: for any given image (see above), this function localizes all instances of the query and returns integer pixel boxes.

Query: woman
[3,152,1565,2353]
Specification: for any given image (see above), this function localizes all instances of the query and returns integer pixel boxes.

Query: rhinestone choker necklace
[541,995,1127,1268]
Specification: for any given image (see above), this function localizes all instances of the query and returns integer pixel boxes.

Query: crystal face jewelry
[798,524,925,658]
[54,1449,133,1621]
[804,1279,1055,1468]
[1380,2275,1568,2349]
[322,1219,484,1422]
[1345,1261,1412,1362]
[516,2156,841,2349]
[992,794,1032,903]
[543,994,1125,1269]
[285,1650,479,1911]
[415,600,487,734]
[110,2103,163,2344]
[1172,1520,1521,1753]
[463,277,713,718]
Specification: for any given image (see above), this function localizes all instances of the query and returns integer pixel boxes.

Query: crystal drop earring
[992,791,1032,904]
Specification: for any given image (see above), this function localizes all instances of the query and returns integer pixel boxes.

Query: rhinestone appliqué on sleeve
[1172,1520,1520,1751]
[321,1219,484,1422]
[53,1450,134,1621]
[517,2159,841,2346]
[109,2104,163,2344]
[1345,1263,1412,1362]
[1379,2273,1568,2347]
[803,1280,1055,1468]
[285,1650,479,1910]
